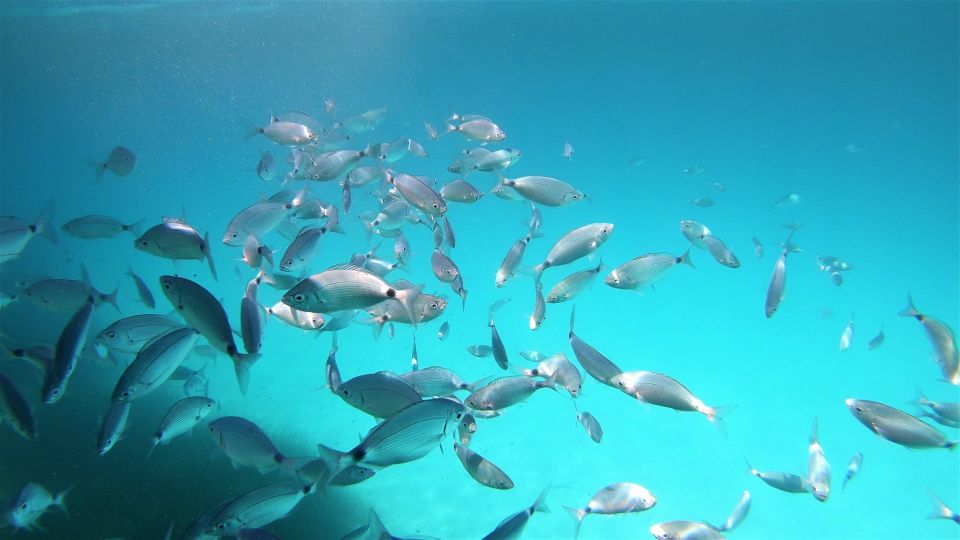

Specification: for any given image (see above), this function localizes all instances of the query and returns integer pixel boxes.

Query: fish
[610,370,729,423]
[111,326,200,403]
[346,165,387,187]
[773,193,801,206]
[489,299,510,370]
[208,416,292,473]
[341,508,420,540]
[0,372,36,440]
[496,233,535,287]
[627,155,649,166]
[522,353,582,398]
[431,249,461,283]
[438,321,450,341]
[564,482,656,539]
[841,452,863,493]
[604,250,693,290]
[529,282,546,331]
[136,217,217,280]
[839,314,854,351]
[96,314,183,354]
[424,121,439,140]
[577,411,603,443]
[248,116,318,145]
[712,182,726,192]
[203,481,314,536]
[282,266,422,327]
[19,275,119,313]
[62,215,142,239]
[241,234,274,271]
[95,146,136,180]
[96,402,130,455]
[764,246,789,318]
[279,225,328,273]
[401,366,480,397]
[393,233,410,265]
[533,223,614,279]
[443,215,456,248]
[159,276,260,394]
[467,345,493,358]
[223,198,300,246]
[689,197,714,207]
[717,491,751,532]
[441,179,483,203]
[914,389,960,422]
[899,294,959,385]
[318,397,466,472]
[682,166,704,175]
[481,486,550,540]
[845,398,957,449]
[365,293,446,339]
[866,328,884,350]
[473,148,522,172]
[465,374,556,412]
[458,413,477,446]
[388,172,447,216]
[240,276,264,355]
[917,409,960,429]
[546,259,604,303]
[745,461,809,493]
[927,490,960,525]
[304,147,370,181]
[500,175,585,207]
[679,220,710,249]
[126,266,155,309]
[807,418,831,502]
[336,371,422,419]
[454,442,514,490]
[701,234,740,268]
[256,151,276,181]
[649,521,723,540]
[568,307,623,386]
[752,234,763,258]
[149,396,217,457]
[445,118,506,143]
[0,200,57,264]
[42,299,95,403]
[7,482,69,532]
[563,141,574,160]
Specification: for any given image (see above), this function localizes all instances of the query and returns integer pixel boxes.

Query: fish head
[281,283,316,311]
[222,226,244,246]
[461,414,478,433]
[844,399,872,425]
[603,269,622,288]
[567,381,582,398]
[562,190,587,206]
[205,517,240,537]
[596,223,615,239]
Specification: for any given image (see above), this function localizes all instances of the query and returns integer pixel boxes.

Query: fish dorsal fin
[326,263,368,273]
[162,216,186,225]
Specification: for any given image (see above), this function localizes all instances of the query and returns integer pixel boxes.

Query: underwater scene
[0,1,958,539]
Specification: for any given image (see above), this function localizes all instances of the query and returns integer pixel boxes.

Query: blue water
[1,1,958,539]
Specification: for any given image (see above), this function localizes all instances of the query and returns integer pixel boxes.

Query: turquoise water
[1,1,958,539]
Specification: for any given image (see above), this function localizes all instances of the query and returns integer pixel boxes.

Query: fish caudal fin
[233,353,260,396]
[562,506,587,540]
[316,444,351,487]
[204,231,219,281]
[54,485,72,514]
[126,218,145,237]
[531,484,551,514]
[678,248,694,268]
[927,490,956,520]
[100,286,121,313]
[35,199,58,244]
[899,293,920,318]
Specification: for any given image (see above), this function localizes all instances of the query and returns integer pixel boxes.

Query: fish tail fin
[568,306,577,338]
[531,262,546,282]
[126,218,145,237]
[33,199,58,245]
[370,317,386,341]
[243,118,262,140]
[946,440,958,451]
[899,292,920,318]
[233,353,260,395]
[679,248,695,268]
[466,376,492,392]
[443,121,458,134]
[394,284,424,328]
[204,231,219,281]
[743,458,758,476]
[102,285,121,313]
[562,506,587,540]
[316,444,350,487]
[532,484,551,514]
[54,485,72,515]
[145,439,159,462]
[911,387,929,408]
[927,490,954,520]
[706,405,736,438]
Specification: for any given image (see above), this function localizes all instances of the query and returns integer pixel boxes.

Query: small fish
[701,234,740,268]
[899,294,959,385]
[465,375,556,412]
[424,121,439,140]
[533,223,614,279]
[203,481,314,536]
[568,307,623,386]
[223,198,300,246]
[529,282,546,331]
[208,416,292,473]
[604,251,692,290]
[610,370,729,423]
[336,371,421,419]
[689,197,714,207]
[111,327,200,403]
[0,372,36,440]
[473,148,522,172]
[149,396,216,457]
[242,234,274,271]
[96,402,130,455]
[7,483,69,532]
[440,179,483,203]
[126,266,155,309]
[682,166,704,175]
[839,314,855,351]
[443,215,456,248]
[807,417,831,502]
[519,351,547,363]
[62,215,142,239]
[183,371,210,398]
[752,234,763,258]
[43,300,95,403]
[563,141,574,160]
[679,220,710,249]
[765,245,789,318]
[563,483,656,539]
[96,314,182,354]
[240,276,264,356]
[248,116,318,146]
[841,452,863,493]
[523,353,582,397]
[718,491,752,532]
[712,182,726,192]
[458,413,477,446]
[489,299,510,370]
[773,193,801,206]
[481,486,550,540]
[432,249,461,283]
[95,146,136,180]
[0,200,57,265]
[576,411,603,443]
[496,233,535,287]
[437,321,450,341]
[649,521,722,540]
[20,275,119,313]
[927,490,960,525]
[401,366,479,397]
[325,97,336,114]
[914,389,960,422]
[846,398,958,449]
[467,344,493,358]
[279,225,328,273]
[255,151,276,182]
[500,175,585,207]
[387,172,447,216]
[445,117,506,143]
[454,442,514,490]
[393,234,410,265]
[745,461,810,493]
[136,218,217,280]
[546,259,604,303]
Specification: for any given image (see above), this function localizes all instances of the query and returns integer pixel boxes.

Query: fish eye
[432,203,439,208]
[163,283,171,290]
[855,407,863,413]
[231,232,239,238]
[342,389,350,396]
[294,294,304,302]
[140,240,149,246]
[430,302,438,309]
[121,391,129,398]
[217,523,226,530]
[108,331,117,339]
[20,503,27,510]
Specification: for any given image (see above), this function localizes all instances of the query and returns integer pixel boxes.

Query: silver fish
[7,483,69,532]
[465,375,556,411]
[690,198,714,207]
[546,259,604,303]
[649,521,723,540]
[458,413,477,446]
[522,353,581,397]
[927,491,960,525]
[401,366,479,397]
[717,491,751,532]
[112,327,200,403]
[915,389,960,422]
[279,225,328,273]
[846,398,957,449]
[841,452,863,493]
[136,217,217,280]
[223,199,299,246]
[150,396,216,456]
[62,215,142,239]
[752,234,763,258]
[807,418,831,502]
[702,234,740,268]
[336,371,422,419]
[20,276,118,313]
[899,294,958,385]
[0,372,36,439]
[764,247,788,318]
[577,411,603,443]
[568,307,623,386]
[431,249,461,283]
[42,300,95,403]
[388,172,447,216]
[208,416,290,472]
[424,121,439,140]
[242,234,274,271]
[248,116,318,146]
[0,200,57,265]
[445,118,506,143]
[773,193,801,206]
[96,402,130,455]
[489,299,510,370]
[256,151,276,181]
[712,181,726,192]
[610,370,728,423]
[839,314,854,351]
[563,141,574,160]
[346,165,387,187]
[467,344,493,358]
[240,276,264,355]
[746,461,809,493]
[473,149,522,172]
[454,442,514,490]
[481,487,549,540]
[501,175,585,207]
[304,147,369,181]
[443,215,456,248]
[159,276,259,394]
[438,321,450,341]
[564,482,656,539]
[126,266,155,309]
[496,233,534,287]
[441,179,483,203]
[604,250,693,290]
[96,314,182,354]
[533,223,614,278]
[529,282,546,331]
[679,220,710,249]
[204,481,314,537]
[95,146,136,180]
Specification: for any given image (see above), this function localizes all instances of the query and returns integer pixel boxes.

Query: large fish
[899,294,958,385]
[111,326,200,403]
[845,398,957,449]
[136,218,217,280]
[42,299,95,403]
